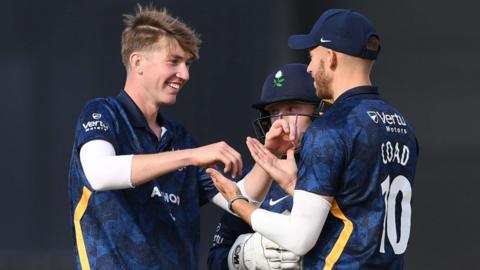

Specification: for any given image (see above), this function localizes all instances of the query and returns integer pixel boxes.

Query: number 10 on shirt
[380,175,412,254]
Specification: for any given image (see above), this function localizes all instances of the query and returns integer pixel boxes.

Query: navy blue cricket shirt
[68,90,217,270]
[296,86,419,269]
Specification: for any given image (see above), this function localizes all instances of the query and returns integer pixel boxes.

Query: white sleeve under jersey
[251,190,331,256]
[79,139,260,213]
[79,139,133,191]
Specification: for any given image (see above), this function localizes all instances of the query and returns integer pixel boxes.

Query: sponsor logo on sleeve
[367,111,408,134]
[82,113,109,132]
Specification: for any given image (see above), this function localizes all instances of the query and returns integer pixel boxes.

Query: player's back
[298,86,418,269]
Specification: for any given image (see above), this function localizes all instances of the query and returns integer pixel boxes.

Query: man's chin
[159,97,177,106]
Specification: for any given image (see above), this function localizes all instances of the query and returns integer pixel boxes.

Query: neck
[124,77,160,128]
[331,68,372,101]
[331,77,371,101]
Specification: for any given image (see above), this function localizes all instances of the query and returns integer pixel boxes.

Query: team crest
[273,70,285,87]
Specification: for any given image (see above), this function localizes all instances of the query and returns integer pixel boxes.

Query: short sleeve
[74,98,118,151]
[295,126,346,196]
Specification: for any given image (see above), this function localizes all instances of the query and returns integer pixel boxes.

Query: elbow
[89,182,107,192]
[274,228,318,256]
[290,244,315,257]
[85,173,107,191]
[79,141,133,191]
[83,161,111,191]
[288,232,317,256]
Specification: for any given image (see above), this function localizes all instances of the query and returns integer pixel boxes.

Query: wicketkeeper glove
[227,232,302,270]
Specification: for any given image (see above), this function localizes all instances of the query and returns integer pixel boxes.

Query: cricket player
[208,9,419,269]
[68,5,276,269]
[208,63,331,270]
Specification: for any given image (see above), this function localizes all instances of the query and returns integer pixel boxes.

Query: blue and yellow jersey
[68,90,217,270]
[207,180,293,270]
[296,86,419,269]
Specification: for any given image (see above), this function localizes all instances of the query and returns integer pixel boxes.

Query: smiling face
[138,37,192,106]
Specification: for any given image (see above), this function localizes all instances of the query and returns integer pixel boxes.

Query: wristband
[228,194,249,213]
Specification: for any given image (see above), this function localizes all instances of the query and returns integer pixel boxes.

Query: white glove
[227,233,302,270]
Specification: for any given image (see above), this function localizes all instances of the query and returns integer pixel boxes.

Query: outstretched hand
[246,137,297,195]
[206,167,241,201]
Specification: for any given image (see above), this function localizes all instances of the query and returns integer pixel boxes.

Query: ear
[129,52,144,75]
[326,49,337,70]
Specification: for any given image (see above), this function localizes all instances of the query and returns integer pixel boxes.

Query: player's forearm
[131,149,195,186]
[250,191,332,256]
[228,192,329,255]
[280,180,296,196]
[230,199,258,226]
[242,163,272,202]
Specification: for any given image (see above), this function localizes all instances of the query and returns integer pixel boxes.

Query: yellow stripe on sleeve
[74,186,92,270]
[323,200,354,270]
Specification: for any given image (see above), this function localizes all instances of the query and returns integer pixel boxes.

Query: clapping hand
[206,167,241,201]
[246,137,298,195]
[263,119,297,156]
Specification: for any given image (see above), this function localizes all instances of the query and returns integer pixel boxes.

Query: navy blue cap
[288,9,380,60]
[252,63,319,110]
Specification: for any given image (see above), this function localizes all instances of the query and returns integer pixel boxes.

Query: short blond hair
[121,5,201,70]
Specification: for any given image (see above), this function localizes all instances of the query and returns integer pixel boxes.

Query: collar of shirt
[335,85,380,103]
[117,90,165,129]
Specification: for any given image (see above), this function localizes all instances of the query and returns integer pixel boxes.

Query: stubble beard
[313,60,332,99]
